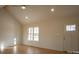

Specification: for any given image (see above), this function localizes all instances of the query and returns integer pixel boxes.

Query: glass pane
[34,33,39,36]
[34,27,39,33]
[28,33,33,41]
[71,25,76,31]
[66,25,71,31]
[34,36,39,41]
[30,34,33,40]
[28,27,33,33]
[28,35,30,40]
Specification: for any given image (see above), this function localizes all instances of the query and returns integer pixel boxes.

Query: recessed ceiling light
[51,8,54,12]
[25,16,28,19]
[21,6,26,10]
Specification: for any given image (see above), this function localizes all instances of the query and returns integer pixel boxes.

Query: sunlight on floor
[13,46,17,53]
[0,43,4,53]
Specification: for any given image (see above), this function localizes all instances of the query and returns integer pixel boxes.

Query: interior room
[0,5,79,54]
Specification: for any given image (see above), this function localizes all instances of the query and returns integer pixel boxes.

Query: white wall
[23,17,79,51]
[0,8,22,48]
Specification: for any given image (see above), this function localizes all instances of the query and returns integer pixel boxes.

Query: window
[14,38,16,45]
[66,25,76,31]
[28,27,39,41]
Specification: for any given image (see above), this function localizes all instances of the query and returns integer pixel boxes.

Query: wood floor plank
[0,45,65,54]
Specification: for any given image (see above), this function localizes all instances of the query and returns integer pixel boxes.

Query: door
[64,24,79,51]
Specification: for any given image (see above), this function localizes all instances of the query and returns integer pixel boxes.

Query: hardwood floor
[0,45,65,54]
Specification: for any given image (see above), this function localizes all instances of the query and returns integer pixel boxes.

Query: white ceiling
[4,5,79,24]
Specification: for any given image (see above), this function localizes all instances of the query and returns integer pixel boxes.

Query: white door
[64,24,79,51]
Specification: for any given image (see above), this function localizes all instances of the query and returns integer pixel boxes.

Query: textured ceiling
[4,5,79,24]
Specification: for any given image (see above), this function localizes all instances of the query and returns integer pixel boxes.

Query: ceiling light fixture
[51,8,54,12]
[25,16,29,19]
[21,6,26,10]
